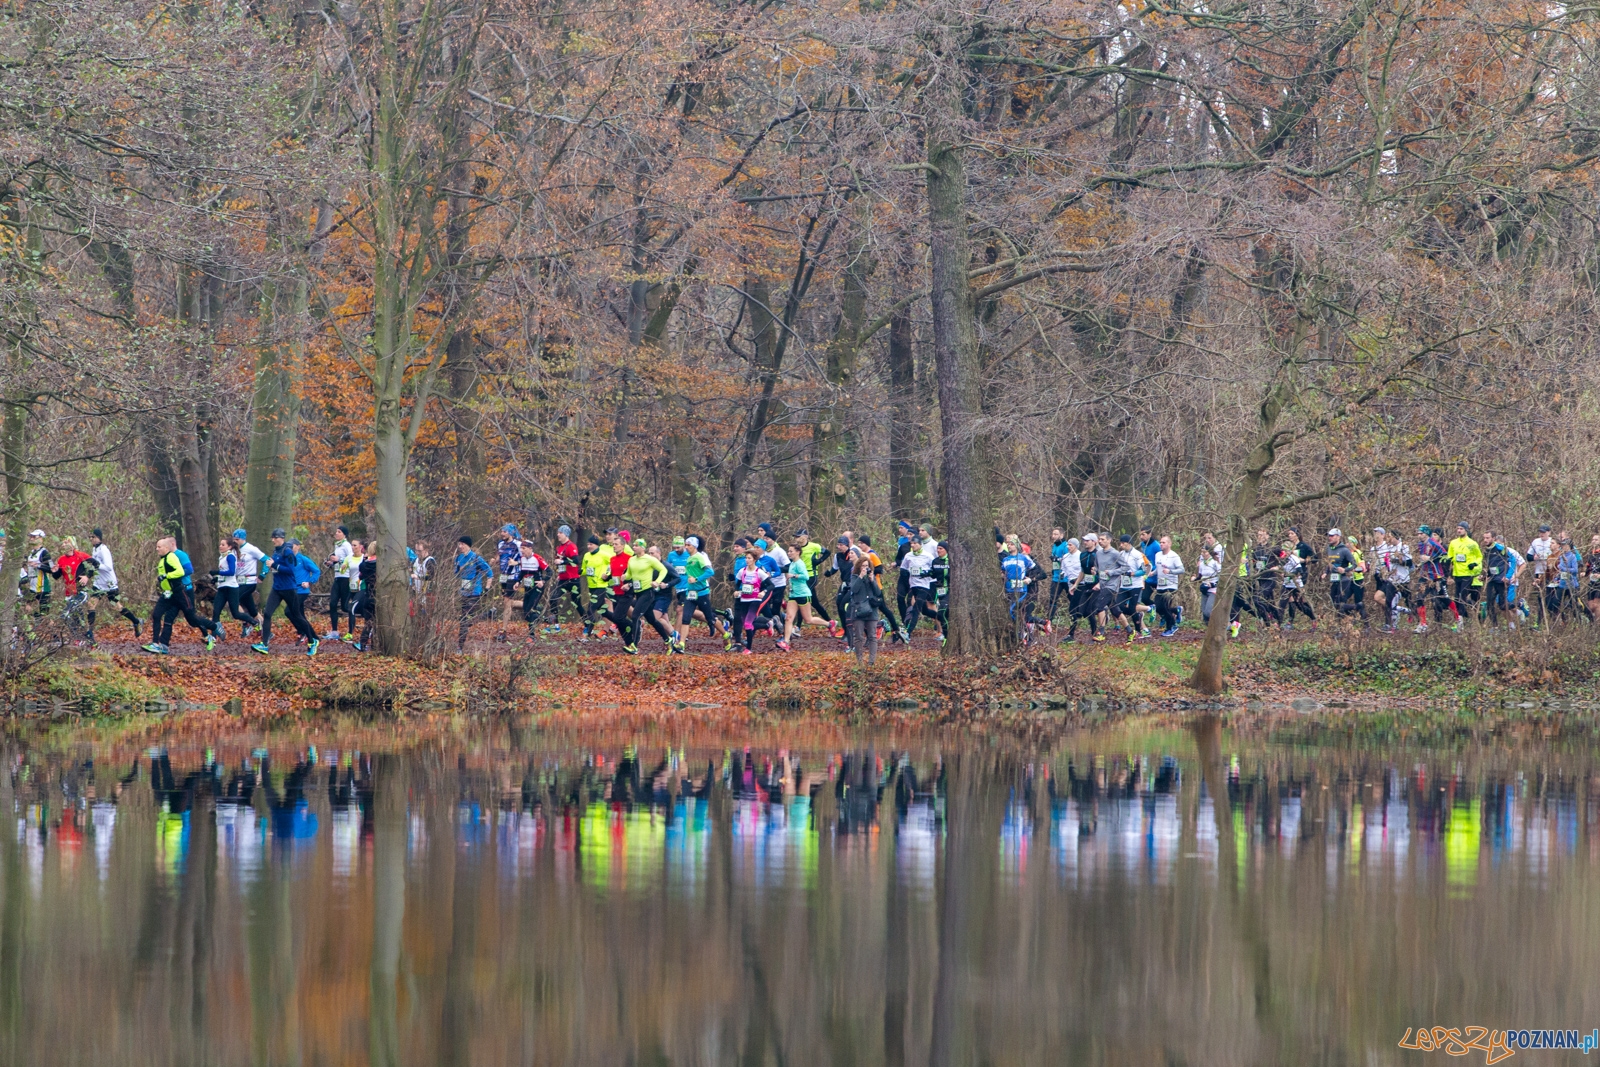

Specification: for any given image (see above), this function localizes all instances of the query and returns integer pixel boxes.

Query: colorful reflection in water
[0,722,1599,1064]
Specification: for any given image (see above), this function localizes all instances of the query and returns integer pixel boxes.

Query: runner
[410,540,436,595]
[546,525,584,632]
[628,545,676,654]
[733,547,770,654]
[351,541,377,649]
[898,534,938,639]
[1325,529,1364,625]
[85,529,141,642]
[251,532,321,656]
[793,530,833,628]
[54,537,92,598]
[1446,522,1482,630]
[233,528,266,632]
[1152,535,1184,637]
[1280,532,1316,629]
[1067,533,1101,641]
[1046,529,1075,629]
[452,535,494,652]
[20,530,51,616]
[930,541,950,643]
[1195,532,1221,624]
[496,524,523,630]
[579,535,611,639]
[210,536,256,634]
[323,525,355,641]
[1250,529,1284,629]
[1485,531,1515,627]
[679,536,728,647]
[516,540,549,641]
[1115,534,1149,640]
[142,535,224,654]
[779,541,822,650]
[1551,537,1582,620]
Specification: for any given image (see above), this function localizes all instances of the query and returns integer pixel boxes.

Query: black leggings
[680,594,719,638]
[329,577,355,632]
[551,578,585,623]
[521,583,545,629]
[737,599,766,649]
[260,587,317,644]
[604,590,637,643]
[1282,587,1315,622]
[88,589,141,635]
[152,587,220,645]
[904,586,936,635]
[212,586,256,627]
[239,585,260,619]
[1047,581,1073,621]
[584,588,608,633]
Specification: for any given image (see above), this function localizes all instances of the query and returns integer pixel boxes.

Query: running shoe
[307,638,319,658]
[1092,634,1106,643]
[322,631,339,641]
[623,643,639,655]
[251,642,270,654]
[1414,624,1429,634]
[140,642,164,654]
[1161,628,1177,638]
[775,639,790,652]
[204,633,217,652]
[132,618,142,640]
[1229,621,1241,638]
[542,625,561,635]
[740,647,752,655]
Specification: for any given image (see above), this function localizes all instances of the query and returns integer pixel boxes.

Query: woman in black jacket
[845,555,883,665]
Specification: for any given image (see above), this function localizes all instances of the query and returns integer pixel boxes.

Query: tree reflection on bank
[0,715,1595,1065]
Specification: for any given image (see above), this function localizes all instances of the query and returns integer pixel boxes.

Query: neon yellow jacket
[624,553,668,593]
[581,547,613,590]
[1447,536,1482,577]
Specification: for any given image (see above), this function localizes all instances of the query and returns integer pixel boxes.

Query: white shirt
[1197,546,1222,585]
[236,541,265,585]
[217,552,239,588]
[1062,550,1082,584]
[1154,550,1185,590]
[1119,549,1146,590]
[91,544,119,592]
[764,545,790,587]
[899,550,935,590]
[1529,536,1553,575]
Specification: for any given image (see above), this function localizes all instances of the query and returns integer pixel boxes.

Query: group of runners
[417,520,951,663]
[1003,520,1600,644]
[5,517,951,659]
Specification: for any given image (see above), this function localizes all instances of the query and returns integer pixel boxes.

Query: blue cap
[233,528,247,540]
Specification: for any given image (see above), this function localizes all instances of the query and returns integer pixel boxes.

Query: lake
[0,709,1595,1065]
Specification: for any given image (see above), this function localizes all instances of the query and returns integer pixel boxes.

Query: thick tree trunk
[244,281,302,542]
[372,393,410,654]
[809,250,872,529]
[926,128,1014,656]
[887,307,926,518]
[369,756,405,1067]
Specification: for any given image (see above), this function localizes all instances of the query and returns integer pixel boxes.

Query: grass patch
[18,654,176,709]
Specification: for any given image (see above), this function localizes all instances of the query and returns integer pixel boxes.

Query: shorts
[501,580,521,599]
[651,592,673,616]
[91,586,124,602]
[788,594,811,605]
[1090,587,1117,614]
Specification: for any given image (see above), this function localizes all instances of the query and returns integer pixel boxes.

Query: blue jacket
[269,547,300,591]
[1002,552,1029,593]
[665,549,691,592]
[1141,540,1160,585]
[293,554,321,589]
[174,548,195,589]
[455,551,493,597]
[1050,540,1072,582]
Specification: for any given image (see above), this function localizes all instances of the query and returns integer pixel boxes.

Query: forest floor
[14,608,1600,722]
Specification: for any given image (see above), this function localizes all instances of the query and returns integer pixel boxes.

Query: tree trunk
[887,307,926,518]
[809,249,872,529]
[1189,353,1301,694]
[445,329,490,544]
[369,756,406,1067]
[926,127,1014,656]
[244,278,303,541]
[141,424,186,543]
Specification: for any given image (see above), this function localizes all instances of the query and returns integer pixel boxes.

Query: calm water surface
[3,713,1598,1065]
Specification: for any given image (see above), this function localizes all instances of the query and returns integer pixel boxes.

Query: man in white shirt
[1152,535,1185,636]
[87,528,142,641]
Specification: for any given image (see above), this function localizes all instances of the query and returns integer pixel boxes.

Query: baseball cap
[1084,533,1098,542]
[1372,527,1386,535]
[1327,528,1341,537]
[28,529,43,538]
[795,528,808,538]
